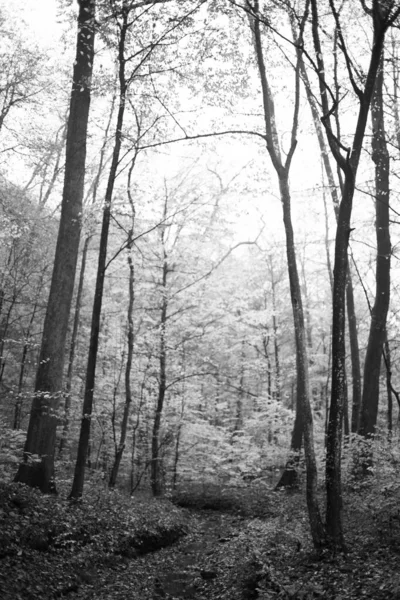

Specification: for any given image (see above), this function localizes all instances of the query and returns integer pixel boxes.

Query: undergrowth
[2,436,400,599]
[0,480,189,599]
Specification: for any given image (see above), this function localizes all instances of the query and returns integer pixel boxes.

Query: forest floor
[1,476,400,600]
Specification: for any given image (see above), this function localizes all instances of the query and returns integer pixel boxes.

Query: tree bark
[262,329,272,399]
[310,0,396,550]
[172,344,186,489]
[14,0,96,493]
[250,1,324,548]
[268,255,281,401]
[69,9,128,500]
[151,256,168,497]
[346,273,362,433]
[359,55,391,438]
[384,336,393,434]
[58,236,89,457]
[109,221,135,488]
[151,199,168,498]
[59,90,116,457]
[297,32,361,434]
[233,340,245,434]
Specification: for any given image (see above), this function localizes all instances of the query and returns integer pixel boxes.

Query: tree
[14,0,96,493]
[109,159,136,488]
[58,89,117,458]
[151,198,169,497]
[0,184,54,432]
[294,14,362,434]
[309,0,400,550]
[245,0,325,548]
[69,0,204,499]
[69,0,130,500]
[358,54,391,440]
[0,14,47,136]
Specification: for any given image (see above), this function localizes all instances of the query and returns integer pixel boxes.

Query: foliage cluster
[0,481,189,599]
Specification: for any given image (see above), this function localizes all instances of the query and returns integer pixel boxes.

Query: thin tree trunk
[59,91,116,457]
[58,237,89,456]
[359,56,391,439]
[130,357,151,493]
[109,221,135,488]
[298,32,361,434]
[14,0,95,493]
[172,418,182,490]
[262,330,272,399]
[172,344,186,490]
[300,250,313,350]
[69,11,128,500]
[151,205,168,498]
[391,32,400,152]
[310,0,395,550]
[233,340,245,434]
[385,336,393,434]
[250,1,324,548]
[268,255,281,401]
[346,272,362,433]
[322,181,334,292]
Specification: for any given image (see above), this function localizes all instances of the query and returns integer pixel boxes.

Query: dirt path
[76,510,250,600]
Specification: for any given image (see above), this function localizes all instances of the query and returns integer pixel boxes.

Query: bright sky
[2,0,339,252]
[18,0,63,48]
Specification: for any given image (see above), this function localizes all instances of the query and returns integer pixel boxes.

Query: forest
[1,0,400,598]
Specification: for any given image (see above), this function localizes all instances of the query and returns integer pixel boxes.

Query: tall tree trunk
[385,336,393,434]
[58,237,89,456]
[300,250,313,350]
[391,31,400,152]
[262,329,272,399]
[326,166,354,553]
[14,0,96,493]
[347,273,362,433]
[151,268,168,497]
[151,205,168,498]
[322,182,334,292]
[59,91,116,457]
[310,0,396,550]
[172,344,186,490]
[233,340,245,434]
[250,1,324,548]
[109,221,135,488]
[69,10,128,500]
[268,255,281,401]
[359,56,391,438]
[297,31,361,434]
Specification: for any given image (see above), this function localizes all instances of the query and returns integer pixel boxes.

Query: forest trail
[72,499,400,600]
[75,509,251,600]
[2,482,400,600]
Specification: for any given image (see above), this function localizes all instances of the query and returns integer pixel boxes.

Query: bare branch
[285,0,310,171]
[131,128,267,151]
[329,0,363,100]
[310,0,348,171]
[172,227,265,297]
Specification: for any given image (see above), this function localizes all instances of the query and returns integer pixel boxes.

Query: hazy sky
[23,0,63,48]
